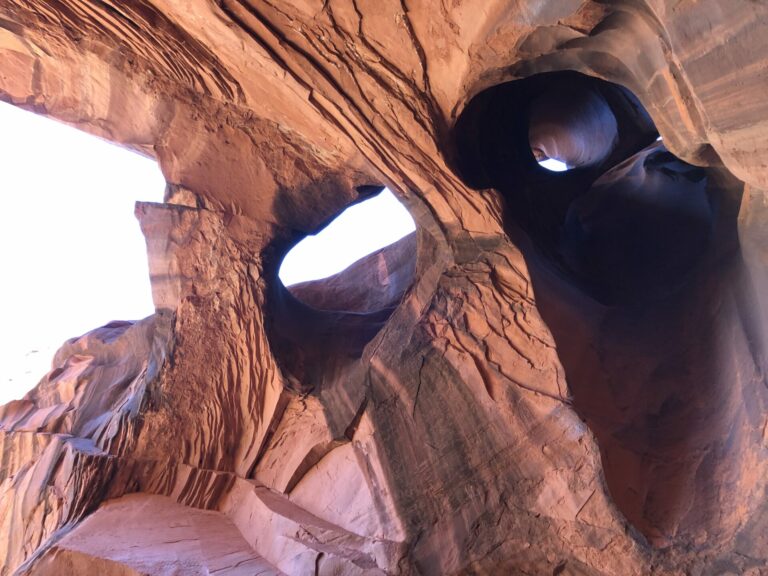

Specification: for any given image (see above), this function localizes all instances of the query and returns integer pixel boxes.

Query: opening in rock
[453,71,758,548]
[454,71,697,305]
[0,101,165,405]
[267,189,417,390]
[528,80,618,170]
[537,158,568,172]
[278,188,416,312]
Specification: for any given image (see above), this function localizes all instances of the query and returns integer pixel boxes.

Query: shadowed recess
[453,70,767,548]
[454,70,704,305]
[267,189,417,391]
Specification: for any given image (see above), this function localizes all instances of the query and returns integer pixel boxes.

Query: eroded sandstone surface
[1,1,768,574]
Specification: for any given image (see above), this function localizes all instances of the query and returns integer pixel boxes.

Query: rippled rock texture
[1,1,768,575]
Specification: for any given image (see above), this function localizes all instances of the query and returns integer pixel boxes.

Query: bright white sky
[539,158,568,171]
[0,101,165,404]
[538,142,662,171]
[0,100,416,404]
[279,189,415,286]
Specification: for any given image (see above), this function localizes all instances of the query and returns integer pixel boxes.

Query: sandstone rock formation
[1,1,768,574]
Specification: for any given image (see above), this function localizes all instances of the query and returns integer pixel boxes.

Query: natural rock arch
[1,2,767,575]
[454,70,764,549]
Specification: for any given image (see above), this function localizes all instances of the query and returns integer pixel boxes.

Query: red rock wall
[1,2,767,574]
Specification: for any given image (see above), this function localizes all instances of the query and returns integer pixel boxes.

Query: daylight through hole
[0,101,165,404]
[278,188,416,287]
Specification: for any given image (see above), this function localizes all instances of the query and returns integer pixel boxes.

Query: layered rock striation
[1,1,768,574]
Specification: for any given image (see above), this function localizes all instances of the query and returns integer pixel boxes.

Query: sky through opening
[0,101,418,404]
[0,101,165,404]
[538,158,568,171]
[279,189,416,286]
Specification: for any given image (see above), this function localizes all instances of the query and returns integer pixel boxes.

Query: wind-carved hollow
[455,70,705,305]
[279,188,416,313]
[528,82,618,170]
[454,71,767,549]
[267,188,417,391]
[562,146,712,303]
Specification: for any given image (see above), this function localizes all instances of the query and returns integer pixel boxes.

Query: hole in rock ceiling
[453,70,699,305]
[453,70,745,547]
[0,100,165,405]
[268,189,417,389]
[279,188,415,289]
[537,158,568,172]
[527,77,619,171]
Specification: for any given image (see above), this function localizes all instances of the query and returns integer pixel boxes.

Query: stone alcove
[265,186,421,393]
[454,70,767,548]
[2,1,768,575]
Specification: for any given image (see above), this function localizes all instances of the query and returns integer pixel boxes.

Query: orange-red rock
[1,2,768,575]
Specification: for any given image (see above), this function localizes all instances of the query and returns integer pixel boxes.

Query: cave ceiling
[1,1,768,575]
